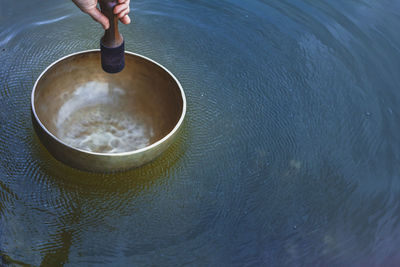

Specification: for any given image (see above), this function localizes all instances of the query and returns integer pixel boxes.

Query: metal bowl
[31,50,186,172]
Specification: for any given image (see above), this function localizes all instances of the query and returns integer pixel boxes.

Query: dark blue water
[1,0,400,265]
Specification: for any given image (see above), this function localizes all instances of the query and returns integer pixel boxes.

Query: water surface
[1,0,400,265]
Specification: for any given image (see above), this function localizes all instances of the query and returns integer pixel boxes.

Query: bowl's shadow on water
[27,121,189,265]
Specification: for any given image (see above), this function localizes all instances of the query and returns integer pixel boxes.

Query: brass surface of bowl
[31,50,186,172]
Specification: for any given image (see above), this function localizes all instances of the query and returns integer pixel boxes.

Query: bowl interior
[33,51,184,154]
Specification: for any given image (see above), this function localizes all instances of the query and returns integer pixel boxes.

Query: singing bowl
[31,50,186,172]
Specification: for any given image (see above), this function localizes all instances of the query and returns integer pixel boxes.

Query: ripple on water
[1,0,400,266]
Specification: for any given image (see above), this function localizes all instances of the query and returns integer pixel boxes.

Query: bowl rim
[31,49,187,157]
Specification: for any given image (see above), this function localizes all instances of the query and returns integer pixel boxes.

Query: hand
[72,0,131,30]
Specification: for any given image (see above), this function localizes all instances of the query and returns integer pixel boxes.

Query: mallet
[99,0,125,73]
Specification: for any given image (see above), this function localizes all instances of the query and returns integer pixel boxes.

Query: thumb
[86,7,110,30]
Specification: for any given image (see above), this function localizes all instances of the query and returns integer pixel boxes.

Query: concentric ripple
[1,0,400,266]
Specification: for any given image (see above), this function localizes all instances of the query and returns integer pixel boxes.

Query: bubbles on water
[55,81,153,153]
[58,105,152,153]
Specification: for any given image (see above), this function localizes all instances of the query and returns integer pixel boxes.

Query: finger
[120,15,131,25]
[87,7,110,29]
[117,7,130,19]
[114,4,129,15]
[118,0,130,4]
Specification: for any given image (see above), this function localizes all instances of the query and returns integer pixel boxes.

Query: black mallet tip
[100,40,125,74]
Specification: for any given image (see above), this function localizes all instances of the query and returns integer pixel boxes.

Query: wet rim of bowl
[31,49,187,157]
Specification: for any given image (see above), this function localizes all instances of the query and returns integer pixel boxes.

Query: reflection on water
[1,0,400,265]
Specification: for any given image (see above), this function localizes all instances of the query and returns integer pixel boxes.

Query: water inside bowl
[54,81,154,153]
